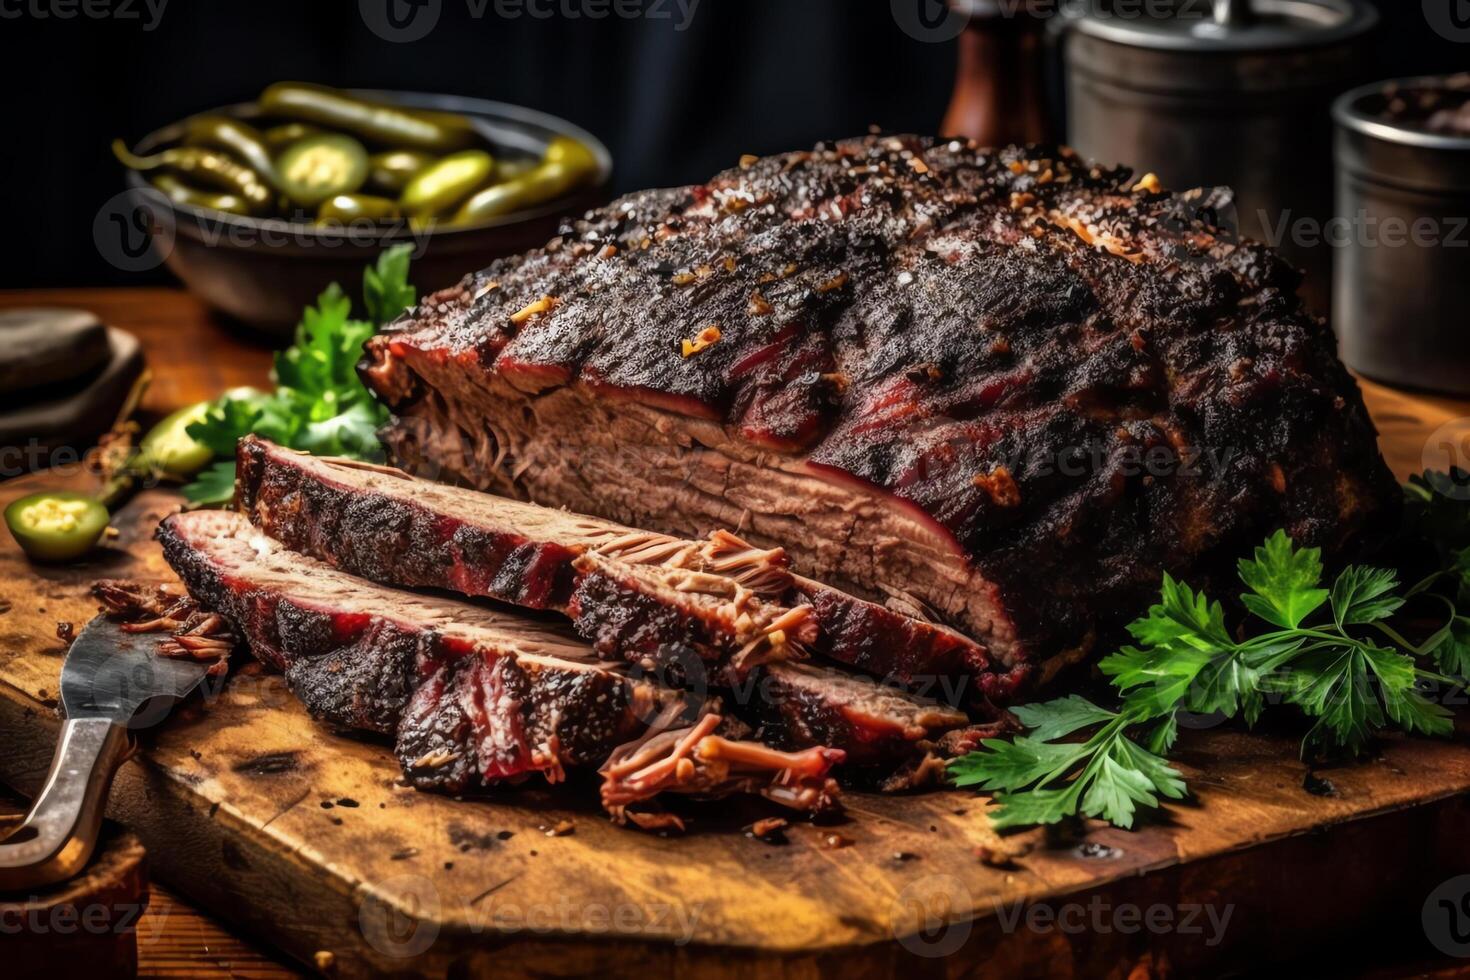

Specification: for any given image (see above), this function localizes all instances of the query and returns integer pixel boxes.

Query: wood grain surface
[1,289,1470,977]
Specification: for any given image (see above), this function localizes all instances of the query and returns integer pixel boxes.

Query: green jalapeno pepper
[450,136,597,226]
[147,174,254,215]
[139,402,215,480]
[259,82,477,152]
[274,133,370,208]
[112,140,273,212]
[182,115,278,186]
[493,155,538,181]
[262,122,320,151]
[5,492,110,563]
[398,149,495,222]
[317,193,402,224]
[367,150,435,195]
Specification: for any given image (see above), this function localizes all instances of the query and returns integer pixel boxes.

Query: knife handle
[0,717,131,890]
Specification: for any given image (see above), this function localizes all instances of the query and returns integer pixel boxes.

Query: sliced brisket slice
[155,510,963,797]
[567,551,816,673]
[734,663,970,768]
[236,435,998,701]
[361,135,1399,677]
[157,509,675,790]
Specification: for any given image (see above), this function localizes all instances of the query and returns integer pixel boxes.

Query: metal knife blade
[0,613,215,889]
[60,614,212,725]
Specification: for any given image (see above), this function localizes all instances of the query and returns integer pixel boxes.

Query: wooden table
[0,289,293,978]
[3,288,1470,978]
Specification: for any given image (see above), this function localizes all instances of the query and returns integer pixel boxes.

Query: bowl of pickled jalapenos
[113,82,610,334]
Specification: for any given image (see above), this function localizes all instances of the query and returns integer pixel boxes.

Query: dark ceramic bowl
[122,90,611,339]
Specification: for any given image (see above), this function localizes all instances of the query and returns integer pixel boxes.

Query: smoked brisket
[361,135,1399,677]
[156,510,970,794]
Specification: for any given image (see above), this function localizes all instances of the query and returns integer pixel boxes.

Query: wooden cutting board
[2,382,1469,978]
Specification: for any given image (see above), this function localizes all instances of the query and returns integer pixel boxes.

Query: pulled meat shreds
[698,530,795,598]
[91,579,236,676]
[600,713,844,830]
[728,603,817,673]
[593,527,795,600]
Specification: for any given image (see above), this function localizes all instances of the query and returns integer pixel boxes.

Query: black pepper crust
[237,438,1008,702]
[237,435,582,611]
[155,513,666,791]
[365,135,1400,658]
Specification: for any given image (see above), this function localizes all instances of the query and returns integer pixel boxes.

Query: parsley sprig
[952,495,1470,831]
[180,244,416,504]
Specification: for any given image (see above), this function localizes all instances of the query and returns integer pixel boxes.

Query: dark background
[0,0,1459,287]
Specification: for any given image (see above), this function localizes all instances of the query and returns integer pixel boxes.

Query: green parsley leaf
[1100,642,1214,720]
[1189,651,1267,724]
[180,461,238,506]
[1117,736,1188,802]
[1404,470,1470,603]
[1010,694,1116,742]
[948,733,1086,794]
[983,786,1084,830]
[363,243,417,328]
[1142,714,1179,754]
[1432,616,1470,677]
[949,697,1185,830]
[180,248,413,502]
[1330,565,1404,627]
[1126,574,1234,650]
[955,512,1468,833]
[1100,576,1256,721]
[950,696,1115,794]
[1267,643,1451,753]
[1237,529,1329,628]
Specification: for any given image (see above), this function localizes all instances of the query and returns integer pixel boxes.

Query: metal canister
[1062,0,1378,313]
[1334,77,1470,395]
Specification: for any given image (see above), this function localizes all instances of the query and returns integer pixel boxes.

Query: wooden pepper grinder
[940,0,1054,146]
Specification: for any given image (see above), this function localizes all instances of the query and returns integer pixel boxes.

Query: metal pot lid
[1335,76,1470,152]
[1065,0,1377,52]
